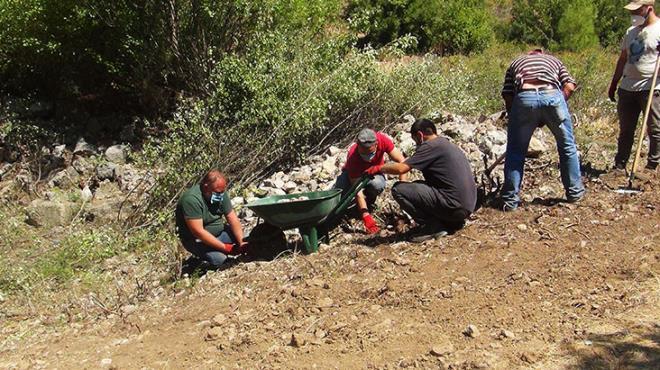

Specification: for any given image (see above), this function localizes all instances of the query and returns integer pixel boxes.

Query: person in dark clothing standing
[365,119,477,242]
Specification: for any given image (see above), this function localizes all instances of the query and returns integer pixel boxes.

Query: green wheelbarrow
[246,175,372,254]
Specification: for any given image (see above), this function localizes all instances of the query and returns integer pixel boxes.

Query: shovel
[616,54,660,195]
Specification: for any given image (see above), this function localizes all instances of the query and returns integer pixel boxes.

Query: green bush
[558,0,600,51]
[347,0,494,54]
[0,1,342,111]
[508,0,630,49]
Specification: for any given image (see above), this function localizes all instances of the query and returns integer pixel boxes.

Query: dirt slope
[1,171,659,369]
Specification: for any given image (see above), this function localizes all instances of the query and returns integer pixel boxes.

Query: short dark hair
[410,118,437,136]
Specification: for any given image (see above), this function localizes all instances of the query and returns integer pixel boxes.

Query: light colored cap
[357,128,377,147]
[625,0,655,10]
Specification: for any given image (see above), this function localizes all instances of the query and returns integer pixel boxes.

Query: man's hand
[364,165,383,176]
[608,83,617,103]
[228,242,249,255]
[361,213,380,235]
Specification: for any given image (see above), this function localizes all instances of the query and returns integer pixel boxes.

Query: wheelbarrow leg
[300,226,319,254]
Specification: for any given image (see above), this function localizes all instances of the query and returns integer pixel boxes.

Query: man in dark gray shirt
[365,119,477,242]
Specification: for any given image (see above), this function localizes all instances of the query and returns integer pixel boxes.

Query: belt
[519,85,556,92]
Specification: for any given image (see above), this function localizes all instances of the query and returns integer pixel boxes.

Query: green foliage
[509,0,570,48]
[347,0,494,54]
[0,0,342,110]
[593,0,630,48]
[509,0,630,49]
[558,0,600,51]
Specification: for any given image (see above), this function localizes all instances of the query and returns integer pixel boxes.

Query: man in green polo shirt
[175,169,248,269]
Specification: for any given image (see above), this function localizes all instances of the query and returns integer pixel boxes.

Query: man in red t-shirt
[333,128,407,234]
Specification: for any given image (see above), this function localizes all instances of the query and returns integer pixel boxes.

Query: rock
[48,167,79,188]
[206,327,224,341]
[321,158,338,177]
[264,178,285,189]
[72,156,94,175]
[527,136,548,158]
[443,121,477,141]
[317,297,334,308]
[96,163,117,181]
[517,224,528,231]
[269,188,287,196]
[87,182,125,223]
[520,351,539,364]
[79,186,92,203]
[233,197,245,206]
[499,329,515,339]
[25,199,76,227]
[211,314,227,327]
[430,340,454,357]
[105,145,129,164]
[120,305,137,315]
[327,146,342,156]
[284,181,298,193]
[52,144,67,159]
[463,324,480,338]
[289,333,306,347]
[100,358,113,367]
[73,138,96,156]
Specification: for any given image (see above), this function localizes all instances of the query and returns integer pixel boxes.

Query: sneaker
[566,192,585,204]
[409,224,449,243]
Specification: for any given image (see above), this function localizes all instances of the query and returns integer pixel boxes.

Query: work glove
[364,165,383,176]
[362,213,380,235]
[227,242,249,255]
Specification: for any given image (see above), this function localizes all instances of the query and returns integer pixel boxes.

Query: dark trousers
[616,89,660,168]
[392,181,470,230]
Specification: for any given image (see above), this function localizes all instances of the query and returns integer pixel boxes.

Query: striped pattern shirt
[502,54,576,95]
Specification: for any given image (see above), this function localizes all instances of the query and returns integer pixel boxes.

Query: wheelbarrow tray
[246,189,342,230]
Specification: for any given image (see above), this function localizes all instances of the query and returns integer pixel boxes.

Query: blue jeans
[181,226,236,268]
[333,170,386,207]
[501,90,585,208]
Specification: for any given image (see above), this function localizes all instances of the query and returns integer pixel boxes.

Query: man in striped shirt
[499,49,585,211]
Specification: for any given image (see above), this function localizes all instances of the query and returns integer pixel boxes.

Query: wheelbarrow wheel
[245,222,290,261]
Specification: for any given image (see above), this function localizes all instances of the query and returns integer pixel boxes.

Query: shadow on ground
[568,326,660,369]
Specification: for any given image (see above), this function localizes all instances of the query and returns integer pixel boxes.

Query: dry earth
[1,169,659,369]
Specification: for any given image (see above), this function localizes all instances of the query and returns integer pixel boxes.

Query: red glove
[362,213,380,235]
[226,242,249,255]
[364,165,383,176]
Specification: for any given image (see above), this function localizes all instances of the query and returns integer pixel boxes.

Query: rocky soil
[0,113,658,369]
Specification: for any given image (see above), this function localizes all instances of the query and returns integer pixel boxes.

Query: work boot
[409,223,449,243]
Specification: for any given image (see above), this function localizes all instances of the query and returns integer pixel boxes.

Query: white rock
[81,186,93,202]
[463,324,480,338]
[52,144,67,158]
[73,138,96,155]
[105,145,129,164]
[284,181,297,192]
[100,358,112,367]
[232,197,245,206]
[327,146,342,156]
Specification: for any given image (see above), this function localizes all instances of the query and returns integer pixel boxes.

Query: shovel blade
[615,187,643,195]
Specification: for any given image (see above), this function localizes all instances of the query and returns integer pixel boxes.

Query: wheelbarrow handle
[322,174,372,228]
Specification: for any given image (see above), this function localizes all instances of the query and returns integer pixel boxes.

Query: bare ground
[1,169,658,369]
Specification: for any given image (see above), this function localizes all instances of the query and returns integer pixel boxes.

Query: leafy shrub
[0,1,342,112]
[558,0,600,51]
[347,0,494,54]
[508,0,629,49]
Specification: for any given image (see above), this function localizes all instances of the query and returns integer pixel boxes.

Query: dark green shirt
[175,184,233,241]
